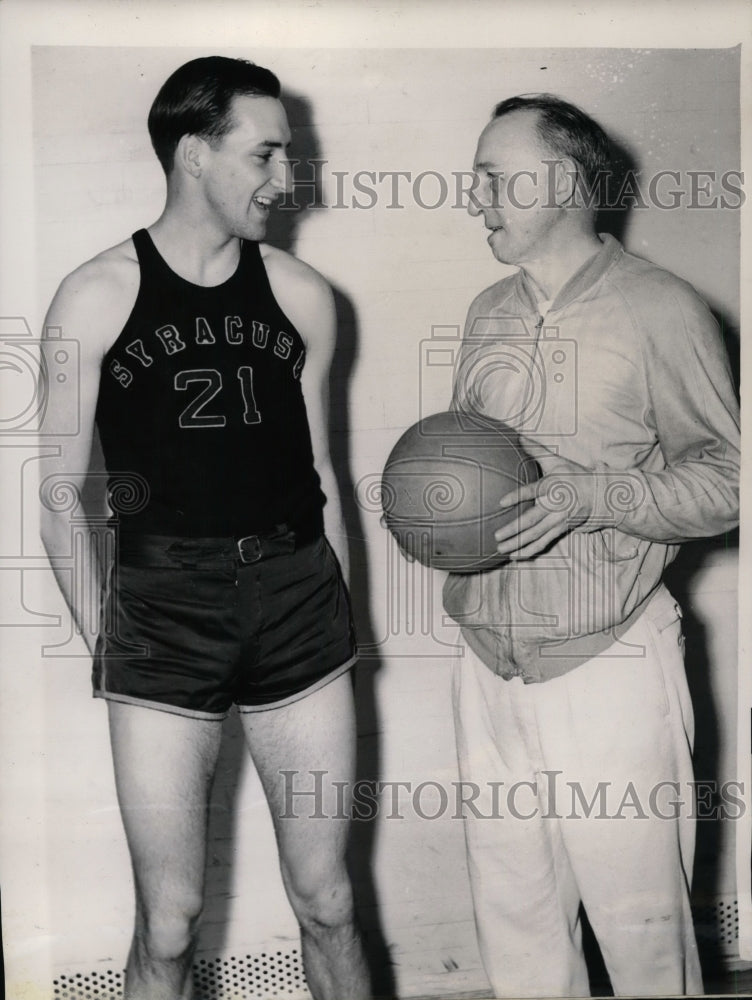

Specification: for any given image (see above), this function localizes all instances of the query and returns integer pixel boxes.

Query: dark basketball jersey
[95,229,325,536]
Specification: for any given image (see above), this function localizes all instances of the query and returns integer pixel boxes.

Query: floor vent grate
[693,896,740,954]
[53,947,308,999]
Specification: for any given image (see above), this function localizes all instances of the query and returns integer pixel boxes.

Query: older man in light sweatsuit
[445,94,739,998]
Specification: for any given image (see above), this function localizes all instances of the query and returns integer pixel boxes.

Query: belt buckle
[237,534,262,564]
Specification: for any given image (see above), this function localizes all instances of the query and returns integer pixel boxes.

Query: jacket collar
[514,233,624,314]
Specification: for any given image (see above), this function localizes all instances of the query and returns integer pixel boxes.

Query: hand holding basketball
[380,410,540,572]
[495,442,598,560]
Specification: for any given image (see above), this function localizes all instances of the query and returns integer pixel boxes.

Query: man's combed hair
[148,56,281,174]
[493,93,611,196]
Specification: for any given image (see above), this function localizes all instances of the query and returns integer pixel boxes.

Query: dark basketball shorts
[92,528,358,720]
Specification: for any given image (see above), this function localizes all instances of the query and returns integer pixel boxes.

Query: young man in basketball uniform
[445,95,740,996]
[40,56,369,1000]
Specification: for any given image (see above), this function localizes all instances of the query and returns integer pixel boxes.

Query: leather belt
[117,520,322,568]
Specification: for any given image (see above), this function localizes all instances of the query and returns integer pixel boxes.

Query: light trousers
[452,585,703,997]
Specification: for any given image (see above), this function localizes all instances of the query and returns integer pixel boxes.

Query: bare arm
[262,247,349,579]
[39,247,138,653]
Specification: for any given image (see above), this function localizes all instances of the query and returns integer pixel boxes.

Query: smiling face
[197,94,292,241]
[469,110,566,269]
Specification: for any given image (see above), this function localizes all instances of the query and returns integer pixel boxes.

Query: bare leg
[240,673,370,1000]
[107,701,223,1000]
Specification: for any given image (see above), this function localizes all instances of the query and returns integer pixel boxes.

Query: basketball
[381,410,539,572]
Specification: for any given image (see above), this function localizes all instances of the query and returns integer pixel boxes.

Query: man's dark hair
[148,56,281,174]
[493,93,611,194]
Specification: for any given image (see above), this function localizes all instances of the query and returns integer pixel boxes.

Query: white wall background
[0,15,744,1000]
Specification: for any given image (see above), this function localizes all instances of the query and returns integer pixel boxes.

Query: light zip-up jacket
[443,234,739,681]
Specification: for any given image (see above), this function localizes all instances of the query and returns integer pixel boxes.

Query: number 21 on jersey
[174,366,261,428]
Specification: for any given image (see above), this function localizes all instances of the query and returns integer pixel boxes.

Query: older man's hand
[494,444,599,560]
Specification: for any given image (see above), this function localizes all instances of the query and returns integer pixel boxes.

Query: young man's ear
[175,134,206,178]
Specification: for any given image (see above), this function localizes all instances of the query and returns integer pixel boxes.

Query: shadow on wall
[283,87,393,995]
[264,91,322,254]
[596,131,742,990]
[596,133,636,244]
[329,284,395,997]
[599,136,742,398]
[605,132,742,980]
[665,528,740,984]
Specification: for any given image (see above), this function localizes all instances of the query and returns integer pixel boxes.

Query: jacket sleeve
[597,277,739,543]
